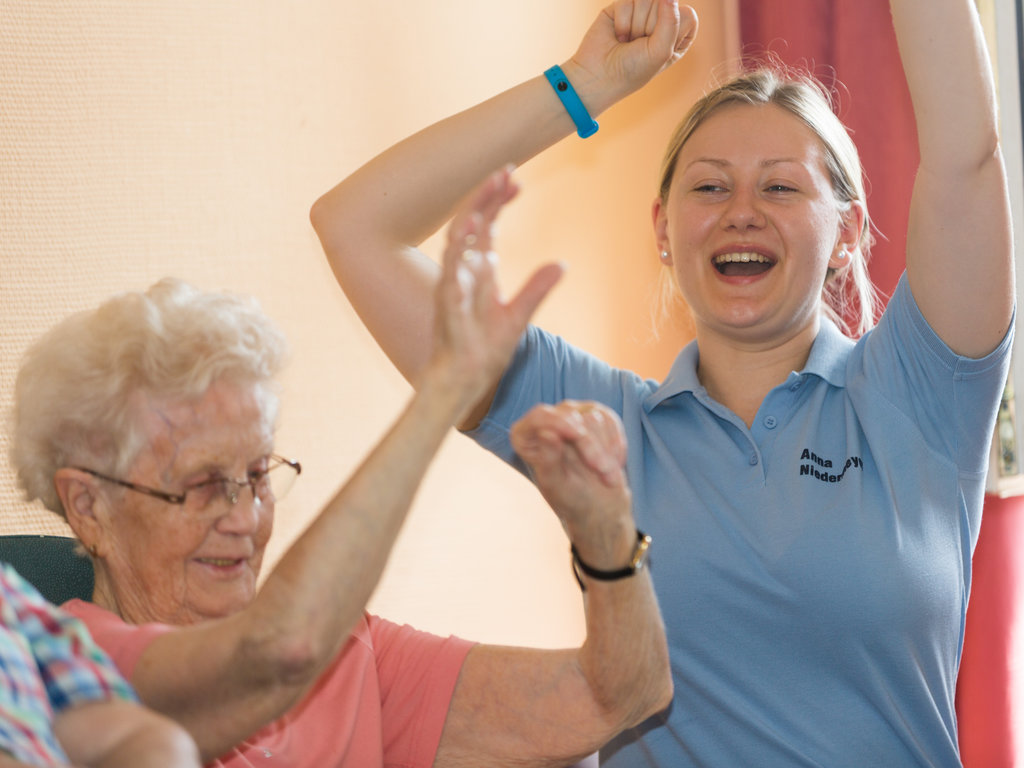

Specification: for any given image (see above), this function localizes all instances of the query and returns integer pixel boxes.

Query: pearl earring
[660,250,671,263]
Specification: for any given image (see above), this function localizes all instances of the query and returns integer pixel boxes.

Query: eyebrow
[685,157,807,171]
[175,448,274,481]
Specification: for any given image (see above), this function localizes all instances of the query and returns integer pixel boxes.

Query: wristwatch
[571,530,651,591]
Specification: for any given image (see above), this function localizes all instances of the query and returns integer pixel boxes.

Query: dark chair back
[0,535,94,605]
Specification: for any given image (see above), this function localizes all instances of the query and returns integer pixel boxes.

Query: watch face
[630,533,653,570]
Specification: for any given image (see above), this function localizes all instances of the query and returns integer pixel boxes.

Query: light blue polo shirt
[468,274,1012,767]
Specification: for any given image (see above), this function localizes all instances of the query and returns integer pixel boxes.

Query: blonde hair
[656,64,881,338]
[11,278,288,517]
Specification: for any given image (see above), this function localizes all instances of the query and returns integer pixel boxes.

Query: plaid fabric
[0,563,136,766]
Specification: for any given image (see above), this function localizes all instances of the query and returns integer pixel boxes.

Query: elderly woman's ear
[54,468,106,557]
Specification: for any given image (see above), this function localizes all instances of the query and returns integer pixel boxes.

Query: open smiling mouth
[713,252,774,277]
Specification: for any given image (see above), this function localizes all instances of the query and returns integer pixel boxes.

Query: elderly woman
[9,201,670,767]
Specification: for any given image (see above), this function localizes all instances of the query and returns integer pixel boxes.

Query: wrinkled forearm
[435,564,671,768]
[577,568,673,728]
[254,365,475,639]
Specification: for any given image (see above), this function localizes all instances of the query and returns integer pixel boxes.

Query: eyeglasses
[75,454,301,517]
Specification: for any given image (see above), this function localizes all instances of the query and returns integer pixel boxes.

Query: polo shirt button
[749,453,758,466]
[763,416,777,429]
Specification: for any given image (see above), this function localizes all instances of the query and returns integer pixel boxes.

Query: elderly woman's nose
[215,489,263,533]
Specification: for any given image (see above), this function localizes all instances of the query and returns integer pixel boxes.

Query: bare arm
[131,368,492,760]
[894,0,1014,356]
[121,182,561,762]
[310,0,697,426]
[0,755,51,768]
[434,402,671,767]
[52,699,199,768]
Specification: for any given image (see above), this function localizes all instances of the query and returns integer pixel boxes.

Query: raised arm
[894,0,1014,356]
[435,401,671,767]
[310,0,697,416]
[118,184,560,762]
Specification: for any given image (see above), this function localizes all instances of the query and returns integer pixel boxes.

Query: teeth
[714,252,770,264]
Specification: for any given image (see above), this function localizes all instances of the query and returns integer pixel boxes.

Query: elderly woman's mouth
[196,557,245,568]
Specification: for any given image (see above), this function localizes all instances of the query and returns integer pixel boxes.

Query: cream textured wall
[1,1,732,647]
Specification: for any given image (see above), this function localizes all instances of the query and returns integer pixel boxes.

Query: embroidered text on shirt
[798,448,863,483]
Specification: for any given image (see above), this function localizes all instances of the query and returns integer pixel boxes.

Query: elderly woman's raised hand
[427,167,563,420]
[568,0,698,111]
[510,401,633,552]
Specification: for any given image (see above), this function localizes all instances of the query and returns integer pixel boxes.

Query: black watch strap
[571,530,651,591]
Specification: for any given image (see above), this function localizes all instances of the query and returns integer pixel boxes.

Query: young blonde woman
[312,0,1014,764]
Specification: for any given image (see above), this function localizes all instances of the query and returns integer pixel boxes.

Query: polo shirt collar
[803,317,855,386]
[644,317,855,412]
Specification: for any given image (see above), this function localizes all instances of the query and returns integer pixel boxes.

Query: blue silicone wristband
[544,65,599,139]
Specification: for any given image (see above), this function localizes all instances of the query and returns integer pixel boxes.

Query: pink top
[64,600,473,768]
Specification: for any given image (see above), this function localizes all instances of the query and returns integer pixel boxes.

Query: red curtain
[737,1,1022,764]
[958,495,1024,764]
